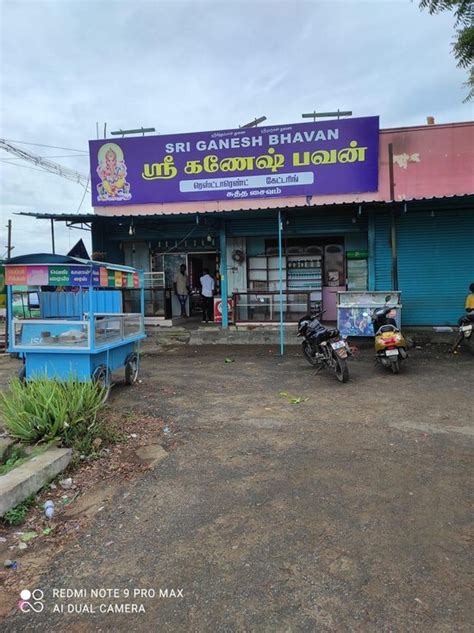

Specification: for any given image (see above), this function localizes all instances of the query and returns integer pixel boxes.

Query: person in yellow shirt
[465,283,474,312]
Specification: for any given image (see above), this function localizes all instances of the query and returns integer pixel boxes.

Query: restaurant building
[25,117,474,329]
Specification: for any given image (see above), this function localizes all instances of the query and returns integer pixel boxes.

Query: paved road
[3,345,473,632]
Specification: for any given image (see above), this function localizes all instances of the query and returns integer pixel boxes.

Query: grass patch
[0,444,52,476]
[0,376,106,446]
[0,445,28,476]
[0,376,122,459]
[2,495,36,526]
[67,417,124,460]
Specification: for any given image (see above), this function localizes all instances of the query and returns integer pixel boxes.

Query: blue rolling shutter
[374,212,392,291]
[375,209,474,325]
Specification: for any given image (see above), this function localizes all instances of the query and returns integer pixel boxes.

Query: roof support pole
[278,210,284,356]
[88,283,95,350]
[219,222,228,329]
[388,143,399,291]
[368,210,376,291]
[390,210,399,291]
[7,285,13,351]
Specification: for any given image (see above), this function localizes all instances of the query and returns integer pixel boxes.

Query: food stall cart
[5,254,146,399]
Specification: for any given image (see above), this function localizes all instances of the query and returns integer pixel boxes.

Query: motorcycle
[451,312,474,354]
[297,310,351,383]
[365,302,407,374]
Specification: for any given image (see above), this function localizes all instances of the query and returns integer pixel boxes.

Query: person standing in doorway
[200,268,215,323]
[174,264,190,317]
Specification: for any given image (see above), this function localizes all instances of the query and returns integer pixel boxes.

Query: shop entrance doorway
[188,252,218,320]
[152,251,218,320]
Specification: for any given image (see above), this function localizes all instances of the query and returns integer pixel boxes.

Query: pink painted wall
[95,121,474,217]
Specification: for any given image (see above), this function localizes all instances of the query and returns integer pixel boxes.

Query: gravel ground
[0,345,473,632]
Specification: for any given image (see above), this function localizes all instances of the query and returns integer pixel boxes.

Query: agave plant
[0,376,106,444]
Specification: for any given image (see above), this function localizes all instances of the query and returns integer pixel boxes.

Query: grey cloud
[0,0,471,256]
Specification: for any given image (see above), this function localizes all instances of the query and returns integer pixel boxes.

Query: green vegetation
[0,377,106,448]
[0,444,52,476]
[2,495,36,526]
[419,1,474,101]
[0,445,28,475]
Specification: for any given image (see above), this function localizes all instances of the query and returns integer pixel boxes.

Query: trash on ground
[61,492,79,506]
[59,478,73,490]
[279,391,309,404]
[18,531,38,542]
[92,437,103,450]
[163,426,171,435]
[290,396,308,404]
[4,560,17,569]
[224,358,235,363]
[44,500,55,519]
[17,542,27,550]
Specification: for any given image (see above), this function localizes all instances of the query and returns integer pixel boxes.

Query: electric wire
[76,174,91,212]
[0,161,54,174]
[0,140,90,188]
[0,154,90,161]
[162,226,199,253]
[0,159,91,191]
[2,139,88,153]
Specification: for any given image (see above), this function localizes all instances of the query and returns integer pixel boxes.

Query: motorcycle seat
[310,327,339,344]
[375,324,399,335]
[458,313,474,325]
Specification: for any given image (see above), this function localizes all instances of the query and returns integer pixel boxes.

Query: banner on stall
[89,116,379,206]
[4,265,141,288]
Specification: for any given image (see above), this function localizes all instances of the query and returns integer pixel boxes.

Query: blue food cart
[5,254,146,399]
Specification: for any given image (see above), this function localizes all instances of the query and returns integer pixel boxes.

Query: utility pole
[50,219,56,254]
[6,219,12,258]
[3,220,12,353]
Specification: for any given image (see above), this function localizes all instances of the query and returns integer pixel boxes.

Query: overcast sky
[0,0,471,257]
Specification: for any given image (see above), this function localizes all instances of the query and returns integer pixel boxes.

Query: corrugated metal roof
[5,252,137,272]
[15,193,474,223]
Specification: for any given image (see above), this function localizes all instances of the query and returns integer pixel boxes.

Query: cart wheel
[18,365,26,383]
[125,353,139,385]
[92,365,111,402]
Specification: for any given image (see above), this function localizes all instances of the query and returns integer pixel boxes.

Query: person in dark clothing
[200,268,215,323]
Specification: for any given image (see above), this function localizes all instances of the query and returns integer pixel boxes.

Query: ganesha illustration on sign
[96,143,131,202]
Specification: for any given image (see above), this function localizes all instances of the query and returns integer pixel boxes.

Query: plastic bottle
[44,500,55,519]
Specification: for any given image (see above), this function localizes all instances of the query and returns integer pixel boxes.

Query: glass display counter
[337,291,402,336]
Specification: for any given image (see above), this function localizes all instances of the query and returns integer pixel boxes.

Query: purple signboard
[89,116,379,206]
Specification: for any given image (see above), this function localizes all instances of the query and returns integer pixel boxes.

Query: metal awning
[13,193,474,225]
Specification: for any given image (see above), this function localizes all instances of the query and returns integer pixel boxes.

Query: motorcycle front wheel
[391,359,400,374]
[302,341,319,366]
[334,353,349,383]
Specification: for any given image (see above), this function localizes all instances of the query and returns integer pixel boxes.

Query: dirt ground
[0,344,473,632]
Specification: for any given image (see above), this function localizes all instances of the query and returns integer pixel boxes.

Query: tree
[419,0,474,101]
